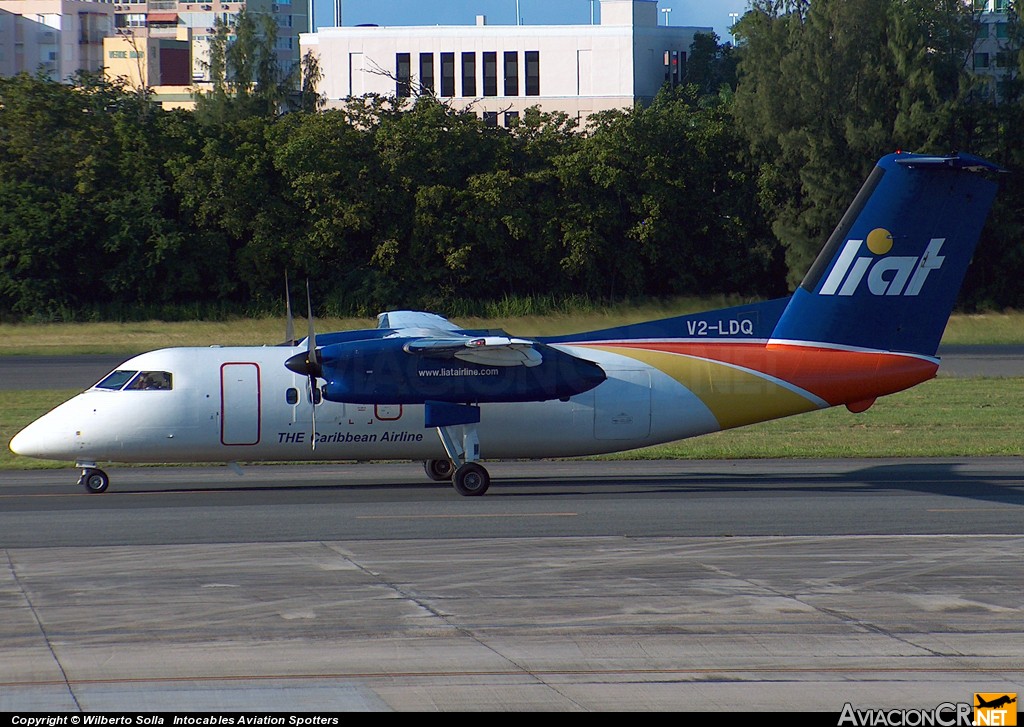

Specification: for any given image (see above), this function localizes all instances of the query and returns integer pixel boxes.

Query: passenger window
[286,388,299,405]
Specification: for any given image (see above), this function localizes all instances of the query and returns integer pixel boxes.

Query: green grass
[604,378,1024,460]
[4,378,1022,471]
[941,312,1024,345]
[3,303,1023,355]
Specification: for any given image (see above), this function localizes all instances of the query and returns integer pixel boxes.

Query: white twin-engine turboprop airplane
[10,152,1003,495]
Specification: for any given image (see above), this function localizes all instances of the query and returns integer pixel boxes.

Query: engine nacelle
[312,338,606,405]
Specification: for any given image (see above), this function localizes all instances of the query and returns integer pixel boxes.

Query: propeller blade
[284,273,295,345]
[310,378,318,451]
[305,280,318,366]
[305,280,320,451]
[284,281,324,378]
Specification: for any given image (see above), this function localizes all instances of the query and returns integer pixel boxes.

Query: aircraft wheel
[424,459,455,481]
[79,468,110,494]
[452,462,490,497]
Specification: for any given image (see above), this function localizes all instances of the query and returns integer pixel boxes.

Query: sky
[310,1,750,43]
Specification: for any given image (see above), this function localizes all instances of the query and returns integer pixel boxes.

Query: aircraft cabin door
[594,370,651,440]
[221,362,261,446]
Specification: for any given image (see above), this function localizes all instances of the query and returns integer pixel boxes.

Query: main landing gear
[425,402,491,496]
[424,457,488,495]
[424,458,455,481]
[77,465,110,493]
[451,461,489,496]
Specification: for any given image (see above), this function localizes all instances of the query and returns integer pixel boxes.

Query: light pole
[661,7,671,26]
[516,0,521,25]
[589,0,595,25]
[728,11,739,39]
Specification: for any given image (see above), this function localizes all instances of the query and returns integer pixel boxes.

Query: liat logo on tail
[819,227,946,297]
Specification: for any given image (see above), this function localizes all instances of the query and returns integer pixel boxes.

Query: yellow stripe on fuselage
[590,346,822,430]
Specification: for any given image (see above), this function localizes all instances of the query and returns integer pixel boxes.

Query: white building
[971,0,1014,101]
[0,0,113,81]
[0,7,15,77]
[301,0,712,125]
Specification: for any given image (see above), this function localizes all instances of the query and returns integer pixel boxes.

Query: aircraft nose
[9,421,49,457]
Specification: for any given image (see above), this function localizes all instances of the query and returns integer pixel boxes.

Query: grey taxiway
[2,459,1023,712]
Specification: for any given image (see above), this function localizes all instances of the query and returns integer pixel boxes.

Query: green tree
[554,86,780,300]
[685,32,738,98]
[732,0,979,286]
[194,8,297,124]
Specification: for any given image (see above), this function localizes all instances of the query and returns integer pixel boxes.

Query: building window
[420,52,434,95]
[996,22,1009,39]
[483,111,498,127]
[440,52,455,97]
[504,51,518,96]
[396,52,411,97]
[525,50,539,96]
[974,52,990,70]
[665,50,684,86]
[461,51,476,96]
[504,110,519,128]
[483,51,497,96]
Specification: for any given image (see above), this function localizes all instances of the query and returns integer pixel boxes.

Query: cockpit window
[127,371,173,390]
[95,370,138,390]
[94,370,173,391]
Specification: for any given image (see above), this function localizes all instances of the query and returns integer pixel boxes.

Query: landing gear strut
[78,467,110,494]
[426,402,490,496]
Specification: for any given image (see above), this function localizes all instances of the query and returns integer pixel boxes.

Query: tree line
[0,0,1022,321]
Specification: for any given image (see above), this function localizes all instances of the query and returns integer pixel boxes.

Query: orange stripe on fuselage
[577,341,938,408]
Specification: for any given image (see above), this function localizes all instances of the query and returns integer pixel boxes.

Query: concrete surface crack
[318,542,585,707]
[699,560,947,658]
[4,549,82,711]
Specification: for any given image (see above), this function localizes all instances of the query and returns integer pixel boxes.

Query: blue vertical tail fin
[770,153,1001,357]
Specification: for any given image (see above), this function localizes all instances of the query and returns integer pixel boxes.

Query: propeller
[284,272,295,346]
[284,281,323,450]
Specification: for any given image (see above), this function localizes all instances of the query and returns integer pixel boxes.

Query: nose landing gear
[77,466,110,493]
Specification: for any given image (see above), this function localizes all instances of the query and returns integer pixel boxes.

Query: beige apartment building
[0,0,112,80]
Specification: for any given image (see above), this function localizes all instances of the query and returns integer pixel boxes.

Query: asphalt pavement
[1,460,1022,711]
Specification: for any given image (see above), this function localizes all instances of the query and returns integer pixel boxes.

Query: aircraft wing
[377,310,463,331]
[404,336,543,367]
